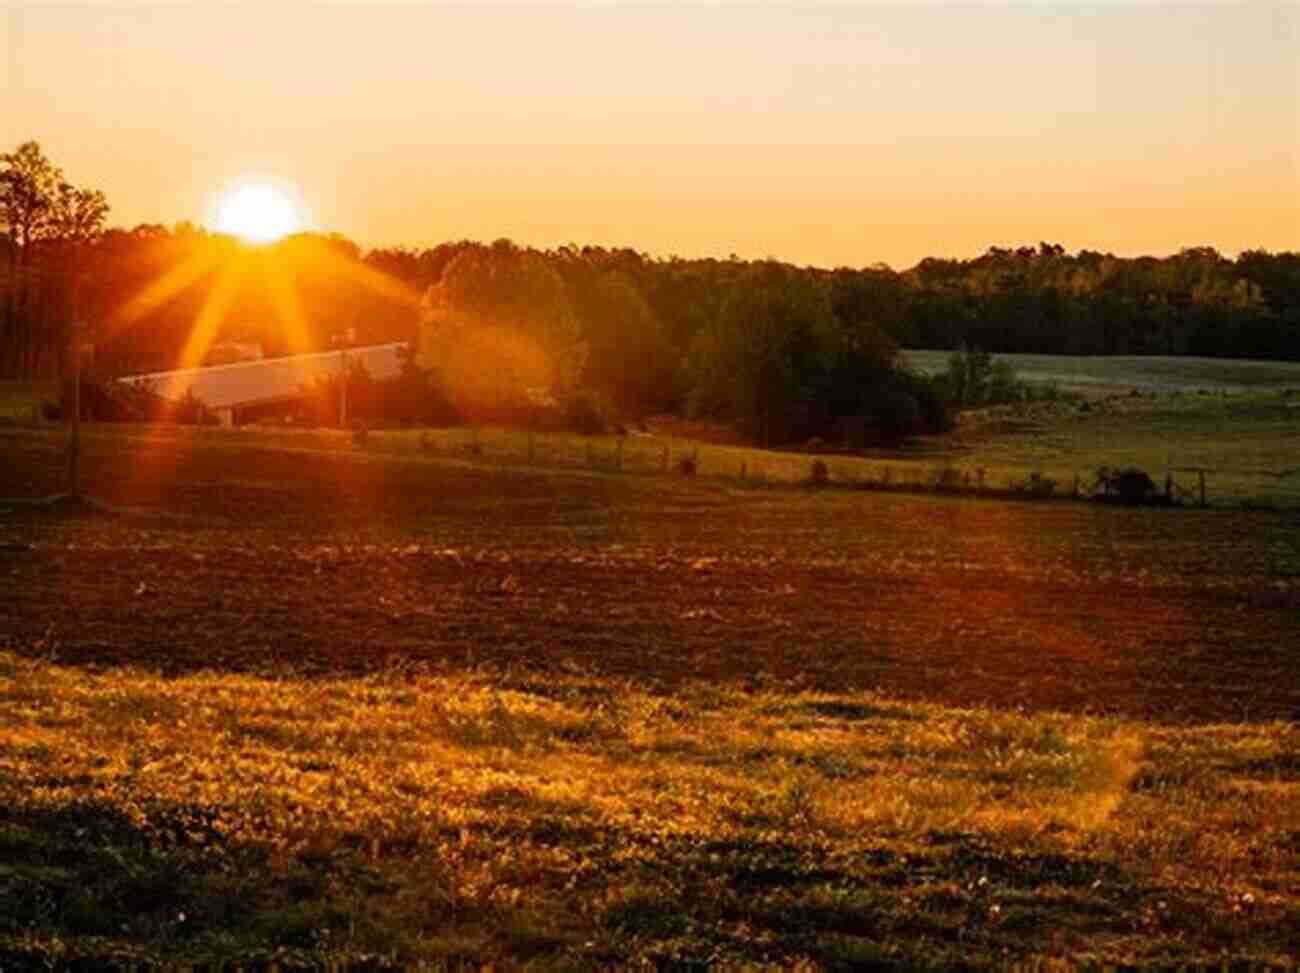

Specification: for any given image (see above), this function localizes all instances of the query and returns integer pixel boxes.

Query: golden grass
[3,649,1297,967]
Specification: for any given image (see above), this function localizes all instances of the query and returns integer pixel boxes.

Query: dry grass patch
[2,650,1297,967]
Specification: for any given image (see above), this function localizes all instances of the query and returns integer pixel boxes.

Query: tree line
[3,141,1298,446]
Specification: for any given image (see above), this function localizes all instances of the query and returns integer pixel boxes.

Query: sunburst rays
[110,241,228,335]
[112,233,423,376]
[175,259,249,374]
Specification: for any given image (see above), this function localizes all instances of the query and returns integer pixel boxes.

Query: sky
[4,1,1297,269]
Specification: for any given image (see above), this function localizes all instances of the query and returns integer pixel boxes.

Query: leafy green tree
[686,261,839,445]
[416,241,586,421]
[572,270,677,417]
[1,141,109,376]
[1,141,108,260]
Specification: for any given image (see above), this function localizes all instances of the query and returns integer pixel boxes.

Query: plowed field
[4,426,1297,724]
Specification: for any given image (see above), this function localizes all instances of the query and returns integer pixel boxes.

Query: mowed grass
[3,650,1298,968]
[902,350,1300,398]
[904,352,1300,508]
[2,422,1299,967]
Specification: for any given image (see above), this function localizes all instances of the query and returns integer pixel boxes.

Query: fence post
[585,441,594,467]
[616,436,624,471]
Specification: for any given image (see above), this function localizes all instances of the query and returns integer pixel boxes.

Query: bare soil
[4,426,1297,725]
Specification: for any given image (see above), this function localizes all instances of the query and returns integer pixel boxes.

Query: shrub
[1094,466,1160,505]
[808,459,830,487]
[676,453,697,477]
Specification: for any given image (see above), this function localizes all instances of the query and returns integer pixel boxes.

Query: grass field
[902,350,1300,398]
[904,352,1300,510]
[1,422,1298,967]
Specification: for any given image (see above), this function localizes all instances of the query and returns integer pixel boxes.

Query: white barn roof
[118,342,407,411]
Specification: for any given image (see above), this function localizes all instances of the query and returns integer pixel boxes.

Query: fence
[339,425,1282,509]
[12,419,1293,510]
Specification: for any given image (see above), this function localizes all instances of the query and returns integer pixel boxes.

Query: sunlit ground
[1,649,1296,967]
[2,418,1298,966]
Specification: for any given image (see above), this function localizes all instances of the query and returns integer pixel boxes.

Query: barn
[116,342,407,426]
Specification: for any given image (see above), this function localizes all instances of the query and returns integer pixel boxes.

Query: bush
[1094,466,1161,504]
[871,385,924,443]
[676,453,697,477]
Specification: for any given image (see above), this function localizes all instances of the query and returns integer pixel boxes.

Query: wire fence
[338,425,1293,509]
[7,417,1296,511]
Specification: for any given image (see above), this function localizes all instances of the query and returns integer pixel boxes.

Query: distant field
[903,350,1300,397]
[1,424,1298,966]
[901,352,1300,508]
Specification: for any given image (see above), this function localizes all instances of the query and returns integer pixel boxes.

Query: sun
[209,178,310,244]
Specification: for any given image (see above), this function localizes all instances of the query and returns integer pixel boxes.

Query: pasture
[1,419,1299,968]
[902,350,1300,398]
[906,352,1300,509]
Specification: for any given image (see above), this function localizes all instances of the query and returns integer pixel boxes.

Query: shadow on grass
[0,799,405,969]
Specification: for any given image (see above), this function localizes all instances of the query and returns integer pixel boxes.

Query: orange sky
[4,1,1297,269]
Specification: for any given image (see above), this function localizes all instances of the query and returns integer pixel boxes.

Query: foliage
[1,141,107,254]
[4,137,1300,452]
[938,344,1042,409]
[1,141,109,378]
[683,260,931,446]
[1094,466,1161,505]
[417,240,587,423]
